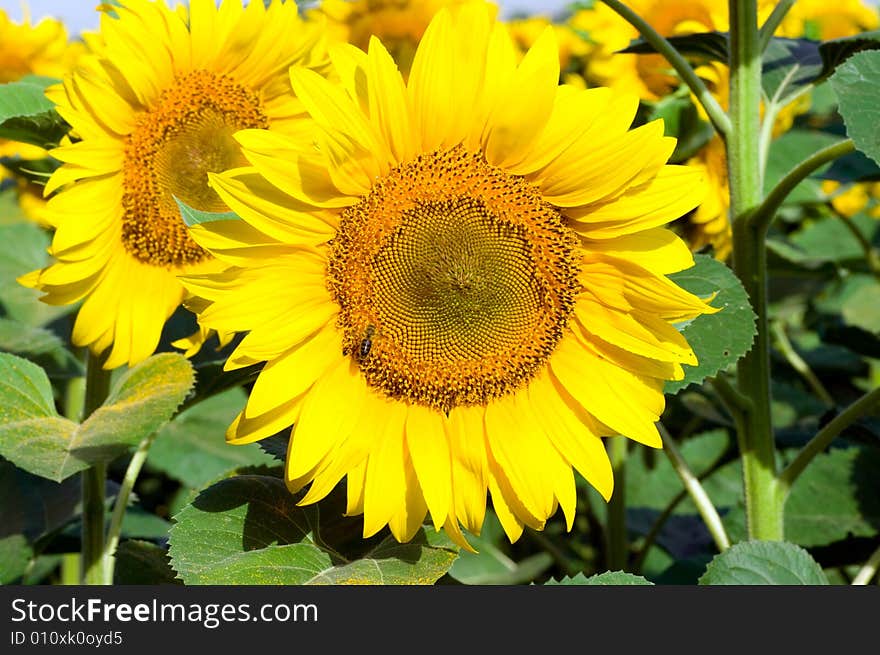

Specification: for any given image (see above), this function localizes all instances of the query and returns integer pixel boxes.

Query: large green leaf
[0,318,81,376]
[0,353,194,481]
[545,571,653,585]
[698,541,828,585]
[620,31,728,63]
[665,256,757,393]
[148,388,275,489]
[168,474,459,585]
[785,447,880,547]
[841,280,880,334]
[830,50,880,165]
[0,77,68,147]
[0,458,82,544]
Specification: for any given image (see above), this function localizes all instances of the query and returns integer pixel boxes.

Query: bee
[358,324,377,360]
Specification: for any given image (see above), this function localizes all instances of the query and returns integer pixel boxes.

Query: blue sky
[0,0,575,34]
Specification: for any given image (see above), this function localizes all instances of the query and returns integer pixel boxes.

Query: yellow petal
[405,404,452,530]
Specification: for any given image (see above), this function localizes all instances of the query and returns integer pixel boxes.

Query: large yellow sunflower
[0,10,84,226]
[20,0,327,369]
[183,5,712,546]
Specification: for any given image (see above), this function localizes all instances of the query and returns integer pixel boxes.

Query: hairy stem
[598,0,731,136]
[728,0,783,541]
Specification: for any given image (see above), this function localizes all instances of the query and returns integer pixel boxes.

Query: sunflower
[183,5,712,546]
[310,0,492,76]
[20,0,327,369]
[0,10,84,226]
[778,0,879,40]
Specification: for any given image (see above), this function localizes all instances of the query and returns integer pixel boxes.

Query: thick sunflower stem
[81,352,112,585]
[728,0,784,541]
[605,437,629,571]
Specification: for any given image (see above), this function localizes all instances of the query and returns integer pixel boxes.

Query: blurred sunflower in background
[182,4,713,546]
[0,9,83,226]
[310,0,494,76]
[20,0,327,369]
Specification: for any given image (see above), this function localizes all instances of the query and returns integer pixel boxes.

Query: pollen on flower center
[121,70,269,268]
[327,146,581,412]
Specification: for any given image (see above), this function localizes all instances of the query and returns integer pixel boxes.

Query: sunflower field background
[0,0,878,588]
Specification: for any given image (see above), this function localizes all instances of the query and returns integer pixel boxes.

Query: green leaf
[0,353,194,482]
[620,31,728,63]
[120,506,172,540]
[0,78,55,122]
[818,30,880,80]
[764,130,844,204]
[785,447,880,548]
[0,534,32,584]
[169,474,459,585]
[449,510,552,584]
[648,93,714,163]
[0,318,82,376]
[0,77,68,148]
[175,197,239,227]
[0,222,71,326]
[698,541,829,585]
[830,50,880,166]
[841,281,880,334]
[114,541,181,585]
[148,388,275,489]
[665,256,757,393]
[545,571,653,585]
[0,458,82,544]
[790,214,880,264]
[762,38,822,104]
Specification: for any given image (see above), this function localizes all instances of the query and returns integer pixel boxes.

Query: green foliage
[699,541,829,585]
[176,198,240,226]
[764,130,844,204]
[0,76,68,147]
[0,353,194,482]
[818,30,880,80]
[449,511,553,584]
[148,388,276,489]
[545,571,653,585]
[761,38,822,105]
[114,541,181,585]
[168,474,459,585]
[0,535,32,584]
[666,256,757,393]
[830,50,880,165]
[785,447,880,547]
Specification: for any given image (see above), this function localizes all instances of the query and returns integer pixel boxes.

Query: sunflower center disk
[121,70,269,268]
[328,146,581,412]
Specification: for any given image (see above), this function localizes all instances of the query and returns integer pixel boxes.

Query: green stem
[605,436,629,571]
[81,351,112,585]
[772,322,834,406]
[60,553,80,586]
[728,0,783,542]
[659,425,731,553]
[598,0,732,137]
[751,139,856,233]
[103,435,155,583]
[852,543,880,585]
[778,386,880,496]
[758,0,795,52]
